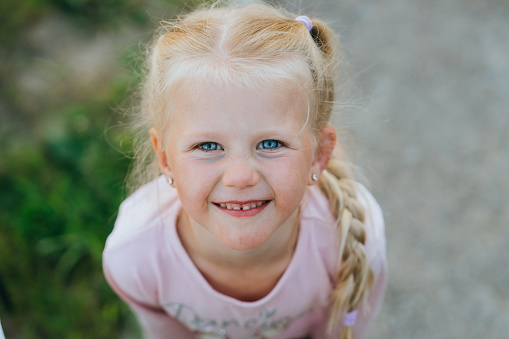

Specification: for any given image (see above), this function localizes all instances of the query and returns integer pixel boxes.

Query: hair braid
[318,157,374,339]
[307,18,374,338]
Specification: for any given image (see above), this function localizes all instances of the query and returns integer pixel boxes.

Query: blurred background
[0,0,195,337]
[0,0,508,338]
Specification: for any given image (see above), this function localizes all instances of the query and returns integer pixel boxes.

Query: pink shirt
[103,176,387,339]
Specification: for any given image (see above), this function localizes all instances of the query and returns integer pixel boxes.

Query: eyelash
[195,140,285,152]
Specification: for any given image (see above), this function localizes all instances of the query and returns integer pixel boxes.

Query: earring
[312,174,318,181]
[167,177,173,185]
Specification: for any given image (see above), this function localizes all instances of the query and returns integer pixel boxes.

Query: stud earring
[167,177,173,185]
[312,174,318,181]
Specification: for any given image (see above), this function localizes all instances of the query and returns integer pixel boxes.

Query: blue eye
[258,140,282,150]
[199,142,222,151]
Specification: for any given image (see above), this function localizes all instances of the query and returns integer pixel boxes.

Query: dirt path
[297,0,509,337]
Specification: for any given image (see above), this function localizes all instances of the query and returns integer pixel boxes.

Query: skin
[151,79,336,300]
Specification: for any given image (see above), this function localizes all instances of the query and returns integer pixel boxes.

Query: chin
[218,230,271,252]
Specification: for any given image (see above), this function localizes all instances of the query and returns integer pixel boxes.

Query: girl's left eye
[257,139,282,150]
[198,142,223,151]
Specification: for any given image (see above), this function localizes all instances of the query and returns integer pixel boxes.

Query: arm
[320,254,387,339]
[353,249,387,339]
[103,261,194,339]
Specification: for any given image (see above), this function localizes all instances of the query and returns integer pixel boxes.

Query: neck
[176,209,300,269]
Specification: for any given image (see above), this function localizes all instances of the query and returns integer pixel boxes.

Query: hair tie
[343,310,358,327]
[295,15,313,31]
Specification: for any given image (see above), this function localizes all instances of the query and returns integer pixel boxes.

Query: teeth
[220,201,267,210]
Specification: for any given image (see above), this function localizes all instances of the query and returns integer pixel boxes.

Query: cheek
[173,159,218,205]
[263,155,312,207]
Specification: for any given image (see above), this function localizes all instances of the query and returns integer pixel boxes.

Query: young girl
[103,3,387,339]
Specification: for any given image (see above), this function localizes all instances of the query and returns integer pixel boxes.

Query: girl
[103,3,387,339]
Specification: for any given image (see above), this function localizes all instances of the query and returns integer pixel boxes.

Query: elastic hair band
[295,15,313,31]
[343,310,358,327]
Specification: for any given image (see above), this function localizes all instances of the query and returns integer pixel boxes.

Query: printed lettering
[164,301,318,337]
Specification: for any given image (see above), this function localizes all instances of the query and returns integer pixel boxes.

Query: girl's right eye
[198,142,223,151]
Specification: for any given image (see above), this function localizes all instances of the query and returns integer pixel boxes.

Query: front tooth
[233,207,241,210]
[242,206,250,210]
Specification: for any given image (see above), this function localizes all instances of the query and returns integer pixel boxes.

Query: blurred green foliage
[0,0,152,45]
[0,87,136,338]
[0,0,195,337]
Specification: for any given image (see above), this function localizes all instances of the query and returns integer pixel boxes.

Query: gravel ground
[291,0,509,338]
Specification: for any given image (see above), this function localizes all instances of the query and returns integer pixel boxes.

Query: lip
[214,200,266,205]
[212,200,271,217]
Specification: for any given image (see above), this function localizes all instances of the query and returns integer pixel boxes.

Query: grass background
[0,0,199,337]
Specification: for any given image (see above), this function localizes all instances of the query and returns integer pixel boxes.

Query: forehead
[169,79,310,132]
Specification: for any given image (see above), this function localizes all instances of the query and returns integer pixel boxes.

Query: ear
[308,125,337,185]
[150,127,174,181]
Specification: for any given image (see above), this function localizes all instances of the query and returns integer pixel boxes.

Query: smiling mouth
[213,200,271,211]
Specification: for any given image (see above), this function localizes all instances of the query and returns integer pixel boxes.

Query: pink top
[103,176,387,339]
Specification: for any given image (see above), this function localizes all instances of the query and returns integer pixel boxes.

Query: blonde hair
[127,2,373,338]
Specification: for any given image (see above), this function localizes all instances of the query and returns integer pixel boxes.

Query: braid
[319,157,374,339]
[306,18,374,338]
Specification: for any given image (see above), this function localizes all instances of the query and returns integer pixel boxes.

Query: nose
[222,160,259,189]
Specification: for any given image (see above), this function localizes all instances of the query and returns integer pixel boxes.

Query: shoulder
[102,176,181,304]
[299,185,337,278]
[301,183,386,278]
[300,183,384,233]
[105,176,180,250]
